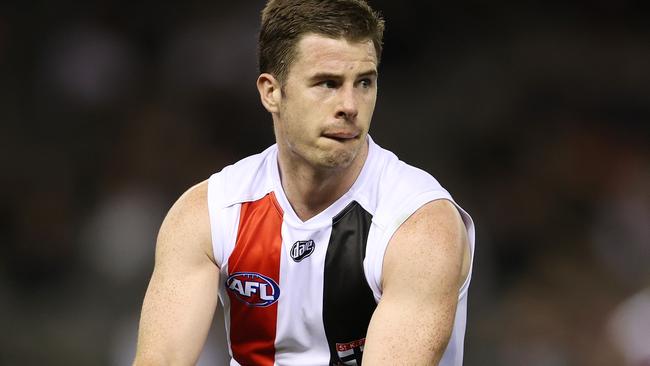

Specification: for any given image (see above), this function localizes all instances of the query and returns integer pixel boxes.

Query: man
[134,0,475,365]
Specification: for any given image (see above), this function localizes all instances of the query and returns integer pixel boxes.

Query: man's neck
[277,142,368,222]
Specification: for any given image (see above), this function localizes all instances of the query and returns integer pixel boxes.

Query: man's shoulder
[364,141,452,227]
[370,142,445,197]
[370,139,441,187]
[157,180,214,262]
[167,180,210,228]
[207,145,278,208]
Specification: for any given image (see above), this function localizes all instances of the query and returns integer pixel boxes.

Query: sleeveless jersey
[207,136,475,366]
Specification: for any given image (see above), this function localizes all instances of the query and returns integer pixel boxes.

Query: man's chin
[316,146,359,170]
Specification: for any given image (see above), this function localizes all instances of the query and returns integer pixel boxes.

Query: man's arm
[363,199,471,365]
[134,181,220,365]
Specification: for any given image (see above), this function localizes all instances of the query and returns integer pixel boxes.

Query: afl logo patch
[290,240,315,262]
[226,272,280,307]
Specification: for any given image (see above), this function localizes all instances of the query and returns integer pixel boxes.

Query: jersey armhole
[207,172,243,272]
[365,190,476,301]
[207,173,225,268]
[456,204,475,299]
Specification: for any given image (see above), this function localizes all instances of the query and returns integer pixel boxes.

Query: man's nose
[335,85,358,121]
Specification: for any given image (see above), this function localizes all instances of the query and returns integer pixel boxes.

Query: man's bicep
[134,181,220,365]
[363,199,468,365]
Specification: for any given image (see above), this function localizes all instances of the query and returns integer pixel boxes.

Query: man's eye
[359,78,373,88]
[320,80,337,88]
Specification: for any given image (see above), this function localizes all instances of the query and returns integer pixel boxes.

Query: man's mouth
[322,131,360,141]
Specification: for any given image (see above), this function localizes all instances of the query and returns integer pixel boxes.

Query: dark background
[1,1,649,365]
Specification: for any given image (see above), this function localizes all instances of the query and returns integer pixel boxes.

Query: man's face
[274,33,378,170]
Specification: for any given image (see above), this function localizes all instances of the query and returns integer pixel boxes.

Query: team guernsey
[207,136,475,366]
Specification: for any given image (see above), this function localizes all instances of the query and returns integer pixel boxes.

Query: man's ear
[257,73,282,114]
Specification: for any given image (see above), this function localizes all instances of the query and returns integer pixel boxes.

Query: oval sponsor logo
[226,272,280,307]
[290,240,315,262]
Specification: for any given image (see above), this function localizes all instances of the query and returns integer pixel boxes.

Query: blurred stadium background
[1,1,649,365]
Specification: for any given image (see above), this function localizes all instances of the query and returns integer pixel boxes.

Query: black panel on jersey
[323,201,377,366]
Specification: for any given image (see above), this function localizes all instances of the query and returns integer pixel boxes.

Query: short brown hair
[259,0,385,82]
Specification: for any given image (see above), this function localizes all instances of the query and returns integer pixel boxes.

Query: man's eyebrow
[309,69,378,81]
[357,69,378,78]
[309,72,342,81]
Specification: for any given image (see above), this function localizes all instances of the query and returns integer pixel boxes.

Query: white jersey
[207,136,475,366]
